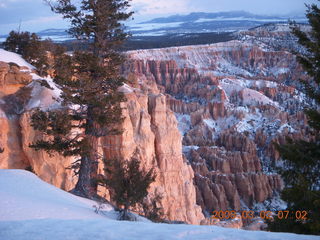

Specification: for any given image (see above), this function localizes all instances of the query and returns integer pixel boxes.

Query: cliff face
[102,88,203,224]
[0,61,77,190]
[0,62,31,170]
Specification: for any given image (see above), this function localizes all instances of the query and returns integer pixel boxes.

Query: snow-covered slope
[236,23,310,53]
[0,170,116,221]
[0,170,319,240]
[0,49,34,69]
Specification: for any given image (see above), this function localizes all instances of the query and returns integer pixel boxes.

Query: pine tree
[30,0,133,198]
[268,1,320,235]
[3,31,50,76]
[3,31,31,55]
[23,33,50,76]
[102,151,156,221]
[141,193,165,223]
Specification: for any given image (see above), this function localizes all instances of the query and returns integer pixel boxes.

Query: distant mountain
[142,11,298,24]
[36,29,72,41]
[0,11,308,43]
[132,11,307,36]
[0,29,72,43]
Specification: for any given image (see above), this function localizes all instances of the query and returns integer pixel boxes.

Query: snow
[2,169,319,240]
[215,58,254,77]
[220,78,249,95]
[130,22,184,31]
[119,83,134,93]
[254,80,278,88]
[219,78,279,107]
[253,194,288,212]
[245,23,311,34]
[0,107,6,118]
[203,118,216,129]
[127,40,254,71]
[271,67,289,76]
[183,145,200,153]
[235,119,255,133]
[241,88,279,107]
[4,219,320,240]
[277,123,296,133]
[0,170,147,223]
[25,75,62,111]
[0,48,62,111]
[0,49,35,69]
[134,30,168,36]
[194,17,292,23]
[0,170,107,221]
[175,113,191,136]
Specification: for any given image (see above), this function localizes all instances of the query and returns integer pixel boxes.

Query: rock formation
[124,26,311,219]
[102,88,203,224]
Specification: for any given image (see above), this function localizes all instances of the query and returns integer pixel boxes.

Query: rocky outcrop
[189,146,282,213]
[102,89,204,224]
[0,113,29,170]
[0,62,77,190]
[127,40,304,84]
[20,112,77,191]
[0,62,32,96]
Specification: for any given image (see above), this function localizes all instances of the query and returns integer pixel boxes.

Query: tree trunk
[73,20,104,197]
[123,208,129,220]
[73,135,99,198]
[119,204,129,221]
[73,110,100,198]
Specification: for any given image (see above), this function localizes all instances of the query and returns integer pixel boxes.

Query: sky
[0,0,318,35]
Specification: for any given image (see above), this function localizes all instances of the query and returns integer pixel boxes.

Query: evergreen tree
[268,1,320,235]
[3,31,50,76]
[30,0,133,198]
[23,33,50,76]
[141,193,165,223]
[102,152,156,221]
[3,31,31,55]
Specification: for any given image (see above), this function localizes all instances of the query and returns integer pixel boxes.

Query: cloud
[131,0,195,15]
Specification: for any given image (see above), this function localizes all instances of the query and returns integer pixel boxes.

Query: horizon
[0,0,317,35]
[0,10,308,38]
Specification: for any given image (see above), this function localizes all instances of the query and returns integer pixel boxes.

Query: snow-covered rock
[0,49,34,69]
